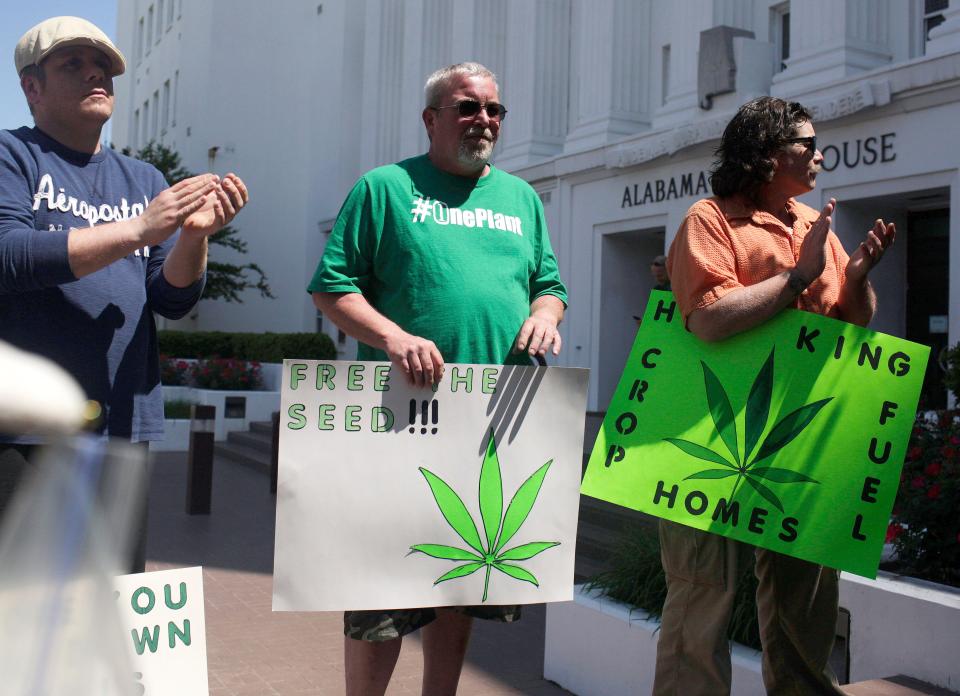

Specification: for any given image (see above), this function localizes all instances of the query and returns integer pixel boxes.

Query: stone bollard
[185,404,215,515]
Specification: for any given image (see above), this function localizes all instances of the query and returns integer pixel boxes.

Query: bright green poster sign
[581,291,930,578]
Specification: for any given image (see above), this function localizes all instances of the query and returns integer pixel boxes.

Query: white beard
[457,128,495,167]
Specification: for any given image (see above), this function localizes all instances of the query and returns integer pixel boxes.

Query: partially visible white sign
[114,566,208,696]
[929,315,948,334]
[273,361,589,611]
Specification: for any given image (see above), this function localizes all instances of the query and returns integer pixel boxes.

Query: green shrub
[585,523,761,650]
[163,399,195,419]
[158,331,336,362]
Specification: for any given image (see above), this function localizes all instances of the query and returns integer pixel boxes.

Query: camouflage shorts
[343,605,522,642]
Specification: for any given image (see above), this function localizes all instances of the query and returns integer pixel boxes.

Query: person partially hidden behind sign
[308,62,567,696]
[636,255,672,324]
[654,96,895,696]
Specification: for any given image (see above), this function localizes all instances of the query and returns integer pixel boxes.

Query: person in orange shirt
[653,96,895,696]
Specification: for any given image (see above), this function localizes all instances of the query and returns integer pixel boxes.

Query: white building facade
[113,0,959,411]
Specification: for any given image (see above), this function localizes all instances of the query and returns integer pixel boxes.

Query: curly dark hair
[709,96,812,201]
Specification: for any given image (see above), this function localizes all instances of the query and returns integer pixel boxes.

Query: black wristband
[788,270,809,295]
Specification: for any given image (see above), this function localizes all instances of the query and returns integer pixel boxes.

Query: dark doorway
[598,228,664,409]
[906,208,950,409]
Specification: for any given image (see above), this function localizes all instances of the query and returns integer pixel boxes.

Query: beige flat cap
[15,16,125,77]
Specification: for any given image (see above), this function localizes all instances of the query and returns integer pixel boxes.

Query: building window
[167,0,175,27]
[162,80,171,133]
[771,2,790,72]
[147,6,154,52]
[142,100,150,145]
[133,109,140,149]
[661,44,671,106]
[137,18,144,62]
[172,70,179,127]
[924,0,948,44]
[152,91,160,140]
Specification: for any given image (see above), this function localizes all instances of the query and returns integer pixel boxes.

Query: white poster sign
[114,566,208,696]
[273,361,589,611]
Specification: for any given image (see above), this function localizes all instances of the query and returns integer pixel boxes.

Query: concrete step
[214,439,270,475]
[579,495,655,531]
[576,521,617,562]
[226,428,272,455]
[574,553,611,584]
[574,499,658,580]
[583,411,604,454]
[249,420,274,437]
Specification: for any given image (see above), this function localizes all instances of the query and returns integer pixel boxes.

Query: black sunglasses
[784,136,817,153]
[431,99,508,121]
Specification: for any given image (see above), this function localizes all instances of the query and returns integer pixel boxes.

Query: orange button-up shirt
[667,195,850,322]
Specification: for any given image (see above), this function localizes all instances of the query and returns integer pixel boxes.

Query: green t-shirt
[308,155,567,364]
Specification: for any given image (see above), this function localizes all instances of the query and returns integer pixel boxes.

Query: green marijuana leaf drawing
[411,429,559,602]
[664,348,831,512]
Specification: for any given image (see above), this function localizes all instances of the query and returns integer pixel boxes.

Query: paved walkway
[146,452,571,696]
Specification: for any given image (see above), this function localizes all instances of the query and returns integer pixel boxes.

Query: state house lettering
[621,171,710,208]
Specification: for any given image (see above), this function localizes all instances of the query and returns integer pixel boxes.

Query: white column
[471,0,508,79]
[405,0,456,157]
[400,0,427,158]
[564,0,651,153]
[336,0,368,194]
[927,0,960,56]
[419,0,453,74]
[450,0,477,63]
[772,0,892,95]
[495,0,571,170]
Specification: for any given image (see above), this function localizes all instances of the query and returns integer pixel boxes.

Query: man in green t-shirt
[308,62,567,696]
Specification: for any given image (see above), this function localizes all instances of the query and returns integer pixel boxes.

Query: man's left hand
[182,173,250,237]
[514,314,562,358]
[846,218,895,282]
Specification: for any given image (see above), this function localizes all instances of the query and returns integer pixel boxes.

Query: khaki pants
[652,520,845,696]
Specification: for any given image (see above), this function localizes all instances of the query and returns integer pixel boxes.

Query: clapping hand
[182,173,250,237]
[847,218,895,282]
[794,198,835,285]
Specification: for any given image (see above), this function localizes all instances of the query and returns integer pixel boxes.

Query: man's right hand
[384,331,445,387]
[793,197,835,287]
[136,175,219,246]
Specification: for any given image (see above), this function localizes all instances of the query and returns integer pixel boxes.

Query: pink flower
[908,446,923,461]
[911,476,926,489]
[942,446,956,460]
[927,484,941,500]
[925,461,942,477]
